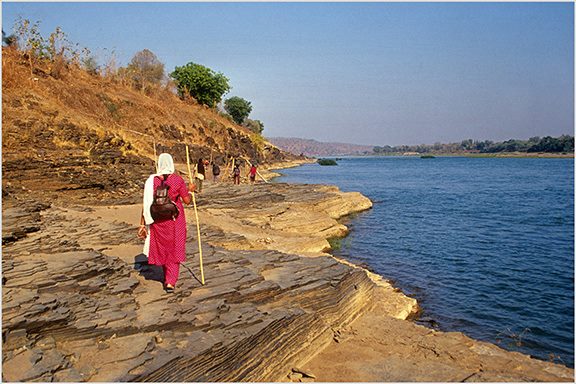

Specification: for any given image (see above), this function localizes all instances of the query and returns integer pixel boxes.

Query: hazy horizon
[269,133,574,149]
[3,2,574,146]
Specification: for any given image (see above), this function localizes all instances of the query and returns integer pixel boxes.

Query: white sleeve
[143,175,155,225]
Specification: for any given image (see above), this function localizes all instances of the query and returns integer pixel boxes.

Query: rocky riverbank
[2,170,573,382]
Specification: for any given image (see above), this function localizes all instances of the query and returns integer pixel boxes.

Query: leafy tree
[11,19,82,78]
[127,49,164,91]
[82,55,99,75]
[224,96,252,124]
[13,18,46,75]
[559,135,574,152]
[371,135,573,155]
[528,136,541,144]
[170,62,230,107]
[460,139,474,150]
[527,135,573,153]
[2,29,16,47]
[244,118,264,135]
[373,145,394,154]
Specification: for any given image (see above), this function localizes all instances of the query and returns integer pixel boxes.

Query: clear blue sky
[2,2,574,146]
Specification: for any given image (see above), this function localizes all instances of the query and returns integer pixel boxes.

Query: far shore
[435,151,574,158]
[307,152,574,159]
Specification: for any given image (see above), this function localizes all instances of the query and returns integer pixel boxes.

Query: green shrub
[327,237,342,250]
[224,96,252,124]
[317,158,337,166]
[170,62,230,108]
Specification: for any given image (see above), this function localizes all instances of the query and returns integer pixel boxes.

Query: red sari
[148,174,188,266]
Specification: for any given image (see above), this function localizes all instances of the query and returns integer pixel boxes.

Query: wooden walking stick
[223,155,232,176]
[243,156,269,184]
[186,145,205,285]
[230,157,236,182]
[153,138,157,172]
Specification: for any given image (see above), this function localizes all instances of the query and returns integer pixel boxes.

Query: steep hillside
[269,137,374,157]
[2,47,294,206]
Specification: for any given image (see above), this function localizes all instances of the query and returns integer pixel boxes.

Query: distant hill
[268,137,374,157]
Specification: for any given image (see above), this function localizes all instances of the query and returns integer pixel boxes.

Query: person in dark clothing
[195,158,205,193]
[233,163,241,185]
[212,162,221,182]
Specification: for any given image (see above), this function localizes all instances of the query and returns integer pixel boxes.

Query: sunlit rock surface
[2,182,389,381]
[2,182,572,382]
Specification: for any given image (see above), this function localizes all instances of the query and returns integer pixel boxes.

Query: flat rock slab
[302,311,574,382]
[2,183,379,382]
[2,181,572,382]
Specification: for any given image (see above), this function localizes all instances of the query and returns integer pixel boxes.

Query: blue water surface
[275,156,574,367]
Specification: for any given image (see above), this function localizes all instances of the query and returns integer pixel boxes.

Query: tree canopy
[170,62,230,107]
[126,49,164,91]
[2,29,16,47]
[244,118,264,135]
[224,96,252,124]
[373,135,574,155]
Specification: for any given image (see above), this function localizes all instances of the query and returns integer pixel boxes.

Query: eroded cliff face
[3,180,409,382]
[2,47,294,207]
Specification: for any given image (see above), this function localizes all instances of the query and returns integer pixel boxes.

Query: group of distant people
[232,161,257,185]
[138,153,260,294]
[193,157,258,190]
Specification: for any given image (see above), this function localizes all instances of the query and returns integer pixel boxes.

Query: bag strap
[155,174,170,185]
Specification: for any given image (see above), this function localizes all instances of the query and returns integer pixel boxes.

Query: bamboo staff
[230,157,236,182]
[186,145,205,285]
[243,157,269,183]
[222,156,232,178]
[153,138,157,172]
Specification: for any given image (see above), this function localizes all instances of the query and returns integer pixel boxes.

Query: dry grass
[2,47,267,164]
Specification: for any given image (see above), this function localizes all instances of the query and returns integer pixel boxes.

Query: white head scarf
[156,153,175,175]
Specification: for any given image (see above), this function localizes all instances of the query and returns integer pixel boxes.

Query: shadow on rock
[134,253,164,283]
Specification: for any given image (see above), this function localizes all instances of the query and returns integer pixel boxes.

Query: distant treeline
[373,135,574,155]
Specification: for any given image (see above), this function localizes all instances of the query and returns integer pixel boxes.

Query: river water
[275,156,574,367]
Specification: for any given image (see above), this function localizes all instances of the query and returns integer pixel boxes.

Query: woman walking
[139,153,196,293]
[233,163,241,185]
[249,163,257,184]
[195,158,206,193]
[212,162,220,182]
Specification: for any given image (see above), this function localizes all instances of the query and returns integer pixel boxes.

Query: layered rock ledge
[2,180,573,382]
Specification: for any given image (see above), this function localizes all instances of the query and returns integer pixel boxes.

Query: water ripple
[277,157,574,367]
